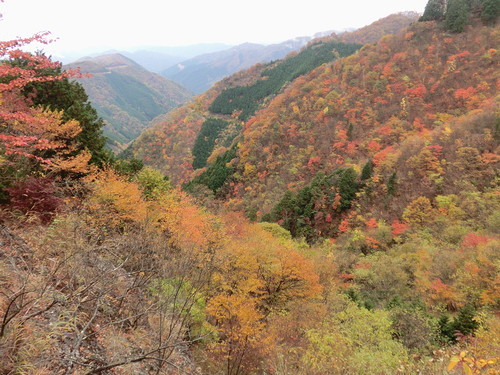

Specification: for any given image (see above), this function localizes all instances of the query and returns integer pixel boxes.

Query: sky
[1,0,428,57]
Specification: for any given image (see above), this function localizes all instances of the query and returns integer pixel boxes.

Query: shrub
[6,177,62,224]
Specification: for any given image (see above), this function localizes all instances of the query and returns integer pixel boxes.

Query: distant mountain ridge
[161,36,315,94]
[65,53,192,149]
[159,15,419,95]
[57,43,233,68]
[106,43,234,73]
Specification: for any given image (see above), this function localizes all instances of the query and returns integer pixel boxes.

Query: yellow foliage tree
[85,169,148,231]
[403,196,436,227]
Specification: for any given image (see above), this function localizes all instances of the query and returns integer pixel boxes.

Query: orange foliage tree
[0,32,90,175]
[204,216,322,374]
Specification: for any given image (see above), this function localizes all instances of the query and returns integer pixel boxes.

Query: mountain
[57,43,232,68]
[116,43,234,73]
[127,12,420,180]
[128,9,498,235]
[65,53,192,149]
[131,43,233,61]
[161,37,314,94]
[233,20,499,222]
[160,13,419,95]
[119,50,184,73]
[125,38,362,180]
[2,6,499,375]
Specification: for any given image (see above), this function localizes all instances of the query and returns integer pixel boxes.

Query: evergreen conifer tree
[420,0,446,21]
[360,160,373,181]
[481,0,499,24]
[445,0,470,32]
[23,65,109,166]
[451,303,480,337]
[387,172,397,195]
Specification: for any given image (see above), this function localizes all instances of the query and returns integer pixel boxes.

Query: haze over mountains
[57,43,232,67]
[161,33,341,94]
[65,17,419,150]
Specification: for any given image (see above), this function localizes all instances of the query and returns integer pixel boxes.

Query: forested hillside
[65,54,192,150]
[1,2,499,374]
[125,5,498,373]
[127,13,419,183]
[233,19,498,217]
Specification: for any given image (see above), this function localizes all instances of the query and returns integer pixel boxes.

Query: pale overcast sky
[1,0,428,55]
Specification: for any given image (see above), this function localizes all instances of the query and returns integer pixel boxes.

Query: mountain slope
[128,13,498,235]
[127,12,421,181]
[232,20,499,218]
[65,54,192,148]
[126,39,362,181]
[330,11,421,44]
[161,13,419,95]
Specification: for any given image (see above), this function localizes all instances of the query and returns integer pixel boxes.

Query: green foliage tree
[266,169,359,241]
[302,296,409,374]
[258,222,293,240]
[134,166,172,199]
[148,278,209,338]
[114,157,144,177]
[20,61,108,165]
[387,171,397,195]
[185,145,237,194]
[353,253,413,307]
[360,160,374,181]
[445,0,470,32]
[335,167,360,210]
[438,314,456,342]
[420,0,446,21]
[452,303,480,337]
[192,118,229,169]
[268,190,298,233]
[481,0,499,24]
[439,304,480,343]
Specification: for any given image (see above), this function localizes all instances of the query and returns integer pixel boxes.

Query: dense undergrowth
[1,3,499,374]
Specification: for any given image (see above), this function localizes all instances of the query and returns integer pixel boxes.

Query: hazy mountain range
[57,43,232,68]
[158,29,352,94]
[161,36,321,94]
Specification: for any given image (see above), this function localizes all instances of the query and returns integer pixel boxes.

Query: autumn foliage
[1,7,499,375]
[0,33,92,176]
